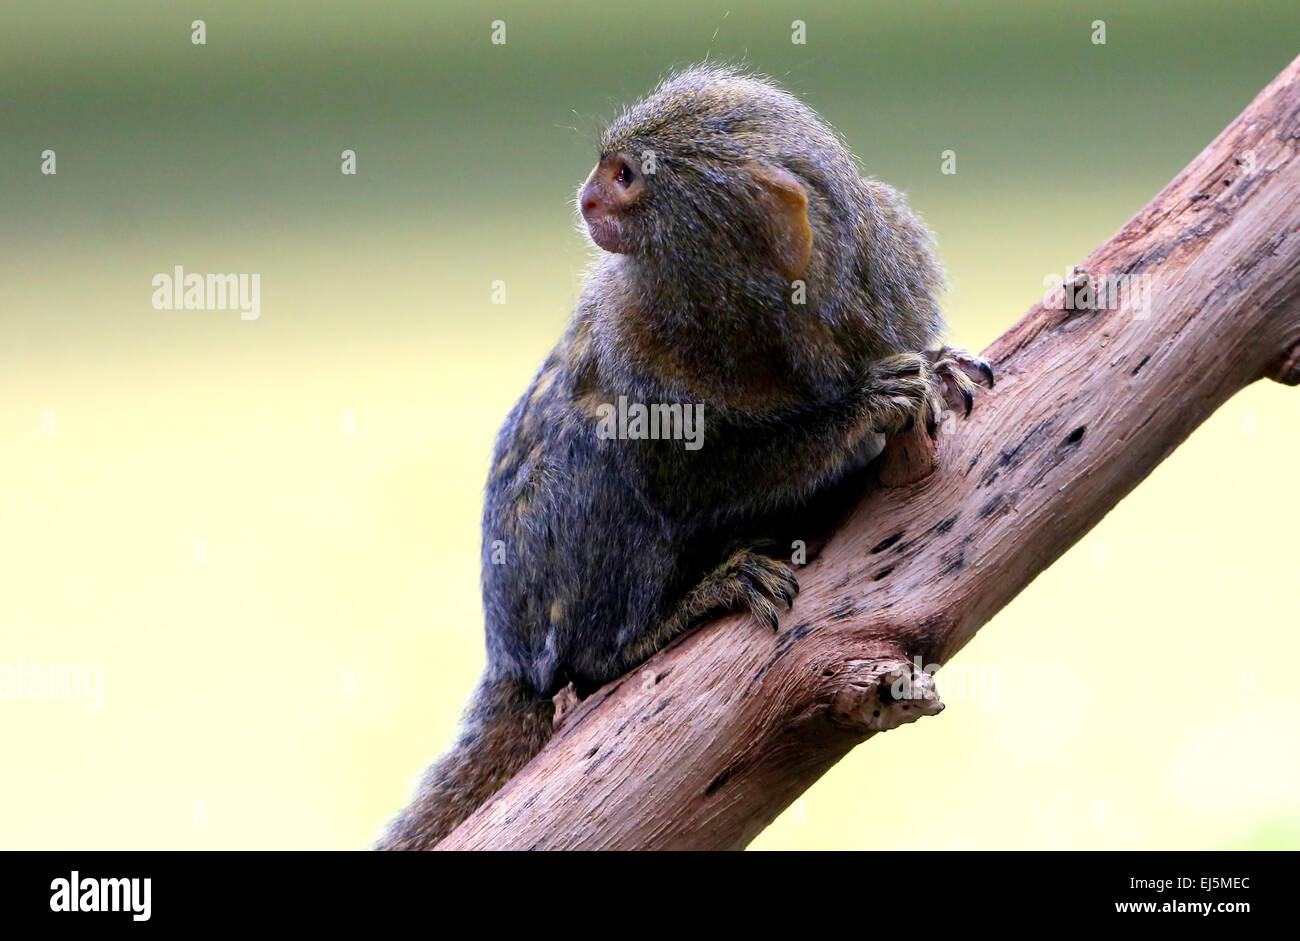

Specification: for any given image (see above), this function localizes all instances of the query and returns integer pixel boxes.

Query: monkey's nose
[580,183,604,219]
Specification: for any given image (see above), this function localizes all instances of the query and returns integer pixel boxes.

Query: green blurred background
[3,1,1298,849]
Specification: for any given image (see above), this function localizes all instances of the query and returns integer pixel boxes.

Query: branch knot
[827,657,945,735]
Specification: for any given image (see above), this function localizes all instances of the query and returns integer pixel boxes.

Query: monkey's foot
[925,346,995,419]
[693,546,800,632]
[616,547,800,669]
[552,681,581,731]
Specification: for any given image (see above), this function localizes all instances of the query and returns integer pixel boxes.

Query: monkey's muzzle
[579,157,639,254]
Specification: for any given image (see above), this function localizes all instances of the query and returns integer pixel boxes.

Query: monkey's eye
[615,163,636,188]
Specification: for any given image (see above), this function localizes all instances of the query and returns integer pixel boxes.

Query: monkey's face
[579,154,646,254]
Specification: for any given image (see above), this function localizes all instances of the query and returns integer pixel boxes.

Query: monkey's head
[579,65,865,288]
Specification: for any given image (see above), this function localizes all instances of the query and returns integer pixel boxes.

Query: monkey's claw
[722,548,800,632]
[646,545,803,661]
[925,347,994,420]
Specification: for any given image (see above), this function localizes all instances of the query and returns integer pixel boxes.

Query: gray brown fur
[377,65,986,850]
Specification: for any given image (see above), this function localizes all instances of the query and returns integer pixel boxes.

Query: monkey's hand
[864,349,994,437]
[924,346,995,419]
[863,352,946,436]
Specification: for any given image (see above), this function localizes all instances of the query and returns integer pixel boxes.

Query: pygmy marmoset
[377,64,991,850]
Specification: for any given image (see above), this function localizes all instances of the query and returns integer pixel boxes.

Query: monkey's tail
[375,672,554,850]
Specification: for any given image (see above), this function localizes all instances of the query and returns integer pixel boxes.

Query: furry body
[377,66,982,850]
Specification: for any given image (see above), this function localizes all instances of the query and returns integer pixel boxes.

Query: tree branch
[437,55,1300,851]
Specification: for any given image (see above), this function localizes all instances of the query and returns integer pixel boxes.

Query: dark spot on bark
[1001,427,1039,466]
[705,769,731,796]
[1064,426,1086,446]
[939,551,966,577]
[934,514,958,534]
[585,746,599,759]
[1116,245,1170,279]
[582,746,618,776]
[785,621,815,642]
[830,600,857,621]
[872,710,880,718]
[614,703,646,737]
[1131,354,1151,375]
[870,531,904,554]
[979,492,1012,520]
[873,566,895,581]
[986,418,1055,485]
[648,696,674,719]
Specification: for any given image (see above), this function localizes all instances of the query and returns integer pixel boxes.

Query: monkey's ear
[747,162,813,280]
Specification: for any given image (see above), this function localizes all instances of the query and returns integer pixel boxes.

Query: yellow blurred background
[2,1,1297,849]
